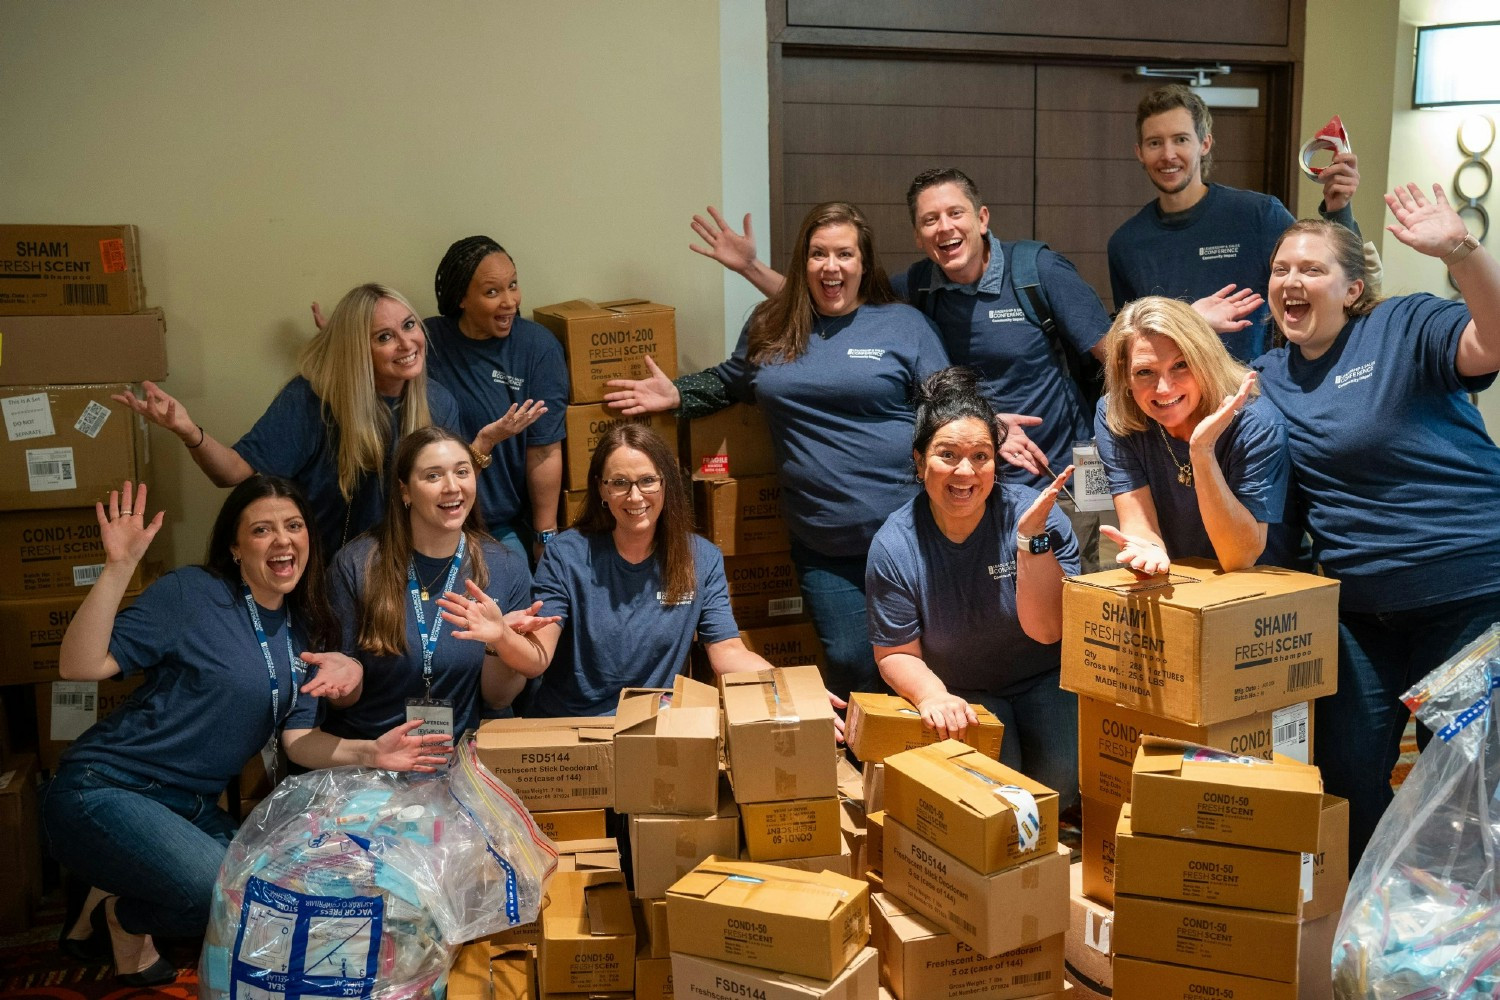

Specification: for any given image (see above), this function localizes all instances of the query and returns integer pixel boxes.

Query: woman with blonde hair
[115,283,463,556]
[1094,295,1293,574]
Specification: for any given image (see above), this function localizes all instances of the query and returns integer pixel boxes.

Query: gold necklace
[1155,420,1194,487]
[418,555,454,602]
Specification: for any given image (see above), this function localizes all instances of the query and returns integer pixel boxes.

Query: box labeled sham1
[845,692,1004,763]
[1060,560,1337,725]
[0,225,146,316]
[473,716,614,810]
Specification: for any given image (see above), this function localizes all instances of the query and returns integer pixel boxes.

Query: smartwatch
[538,529,558,546]
[1017,531,1051,555]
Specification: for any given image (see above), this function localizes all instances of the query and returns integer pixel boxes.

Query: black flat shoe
[57,881,112,964]
[116,956,179,988]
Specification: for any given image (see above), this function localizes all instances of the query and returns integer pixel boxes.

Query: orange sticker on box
[99,239,127,273]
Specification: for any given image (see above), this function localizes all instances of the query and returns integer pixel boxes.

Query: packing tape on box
[958,763,1041,852]
[1300,114,1351,180]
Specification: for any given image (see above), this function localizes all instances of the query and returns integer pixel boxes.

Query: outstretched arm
[1188,372,1267,571]
[113,381,253,487]
[690,207,786,298]
[1014,466,1072,643]
[875,639,977,742]
[283,719,453,772]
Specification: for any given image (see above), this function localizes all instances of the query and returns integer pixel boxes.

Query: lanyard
[243,585,300,739]
[406,534,466,693]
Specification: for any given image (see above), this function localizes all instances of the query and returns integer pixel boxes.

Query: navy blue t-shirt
[423,314,569,533]
[60,567,322,795]
[712,303,951,557]
[892,234,1110,484]
[1093,394,1297,567]
[324,534,533,738]
[1254,294,1500,612]
[233,376,463,556]
[530,530,740,716]
[866,486,1080,692]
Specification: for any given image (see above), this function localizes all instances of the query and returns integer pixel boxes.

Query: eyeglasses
[602,475,663,497]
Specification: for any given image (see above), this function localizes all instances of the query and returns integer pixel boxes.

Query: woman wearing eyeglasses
[439,423,775,716]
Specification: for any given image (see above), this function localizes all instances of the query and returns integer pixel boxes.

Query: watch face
[1028,533,1052,555]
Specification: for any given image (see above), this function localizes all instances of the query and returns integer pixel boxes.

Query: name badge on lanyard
[244,586,300,785]
[404,536,465,739]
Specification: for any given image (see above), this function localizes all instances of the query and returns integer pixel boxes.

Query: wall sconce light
[1414,21,1500,108]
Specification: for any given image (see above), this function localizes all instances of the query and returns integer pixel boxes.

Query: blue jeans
[491,521,528,564]
[789,539,880,701]
[1320,589,1500,875]
[41,761,238,938]
[956,670,1080,813]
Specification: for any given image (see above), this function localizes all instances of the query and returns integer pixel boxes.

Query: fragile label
[3,392,56,441]
[74,400,111,439]
[50,681,100,741]
[27,446,76,492]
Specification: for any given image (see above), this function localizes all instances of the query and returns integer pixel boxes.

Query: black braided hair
[434,235,508,318]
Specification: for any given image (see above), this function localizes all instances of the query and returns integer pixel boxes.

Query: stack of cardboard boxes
[1111,738,1348,998]
[1057,560,1339,996]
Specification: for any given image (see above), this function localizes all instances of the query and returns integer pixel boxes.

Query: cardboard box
[534,298,677,405]
[694,474,789,556]
[670,946,877,1000]
[835,755,862,800]
[684,402,776,479]
[451,940,537,1000]
[735,623,827,674]
[0,310,166,385]
[740,796,842,861]
[1077,696,1313,807]
[845,692,1004,763]
[721,665,838,804]
[635,953,674,1000]
[629,781,740,899]
[882,817,1070,958]
[743,831,854,878]
[0,507,150,598]
[1113,956,1295,1000]
[838,798,865,875]
[665,858,869,980]
[1060,561,1338,725]
[636,897,670,958]
[1303,795,1349,921]
[1114,894,1302,983]
[865,810,884,875]
[490,945,537,1000]
[862,761,884,814]
[1080,796,1119,906]
[613,675,721,815]
[0,385,148,512]
[475,716,615,810]
[555,836,622,874]
[538,870,636,994]
[1129,737,1324,853]
[1064,864,1113,1000]
[531,808,607,844]
[560,488,590,527]
[562,403,678,492]
[0,754,41,934]
[0,225,146,316]
[0,590,138,686]
[884,740,1058,875]
[723,551,806,629]
[34,674,147,770]
[871,892,1065,1000]
[447,940,495,1000]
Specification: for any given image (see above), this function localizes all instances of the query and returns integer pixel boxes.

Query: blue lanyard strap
[406,534,466,692]
[243,585,299,729]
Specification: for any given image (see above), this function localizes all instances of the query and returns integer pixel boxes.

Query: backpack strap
[1007,239,1057,338]
[908,258,938,318]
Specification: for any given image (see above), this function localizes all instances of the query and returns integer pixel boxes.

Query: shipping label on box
[0,386,147,512]
[871,892,1065,1000]
[538,870,635,994]
[1129,737,1324,853]
[613,675,720,815]
[669,946,877,1000]
[665,858,869,981]
[534,298,677,405]
[723,551,806,628]
[0,225,145,316]
[882,816,1070,959]
[0,311,167,386]
[1113,894,1302,983]
[0,507,147,598]
[35,674,147,770]
[561,404,678,492]
[629,780,740,899]
[884,739,1058,875]
[846,692,1004,763]
[1060,560,1338,725]
[1077,696,1311,807]
[474,717,615,810]
[694,474,789,556]
[721,665,838,804]
[739,795,842,861]
[684,402,776,480]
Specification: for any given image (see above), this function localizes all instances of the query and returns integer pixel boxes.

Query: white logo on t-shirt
[491,370,525,391]
[989,560,1017,580]
[988,308,1026,324]
[846,348,886,360]
[1333,361,1375,388]
[1198,243,1241,261]
[657,590,695,607]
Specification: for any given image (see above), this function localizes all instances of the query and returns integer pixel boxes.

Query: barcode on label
[573,786,608,797]
[947,911,977,935]
[768,597,803,617]
[29,458,69,478]
[1273,719,1306,745]
[53,691,96,711]
[1287,658,1323,692]
[1013,972,1050,986]
[74,400,110,439]
[62,284,110,306]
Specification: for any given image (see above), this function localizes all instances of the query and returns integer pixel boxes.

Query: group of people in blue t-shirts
[37,83,1500,986]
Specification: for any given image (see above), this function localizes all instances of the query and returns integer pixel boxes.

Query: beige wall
[0,1,725,566]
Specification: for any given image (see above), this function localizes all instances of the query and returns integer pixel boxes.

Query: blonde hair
[1102,296,1256,436]
[299,283,434,500]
